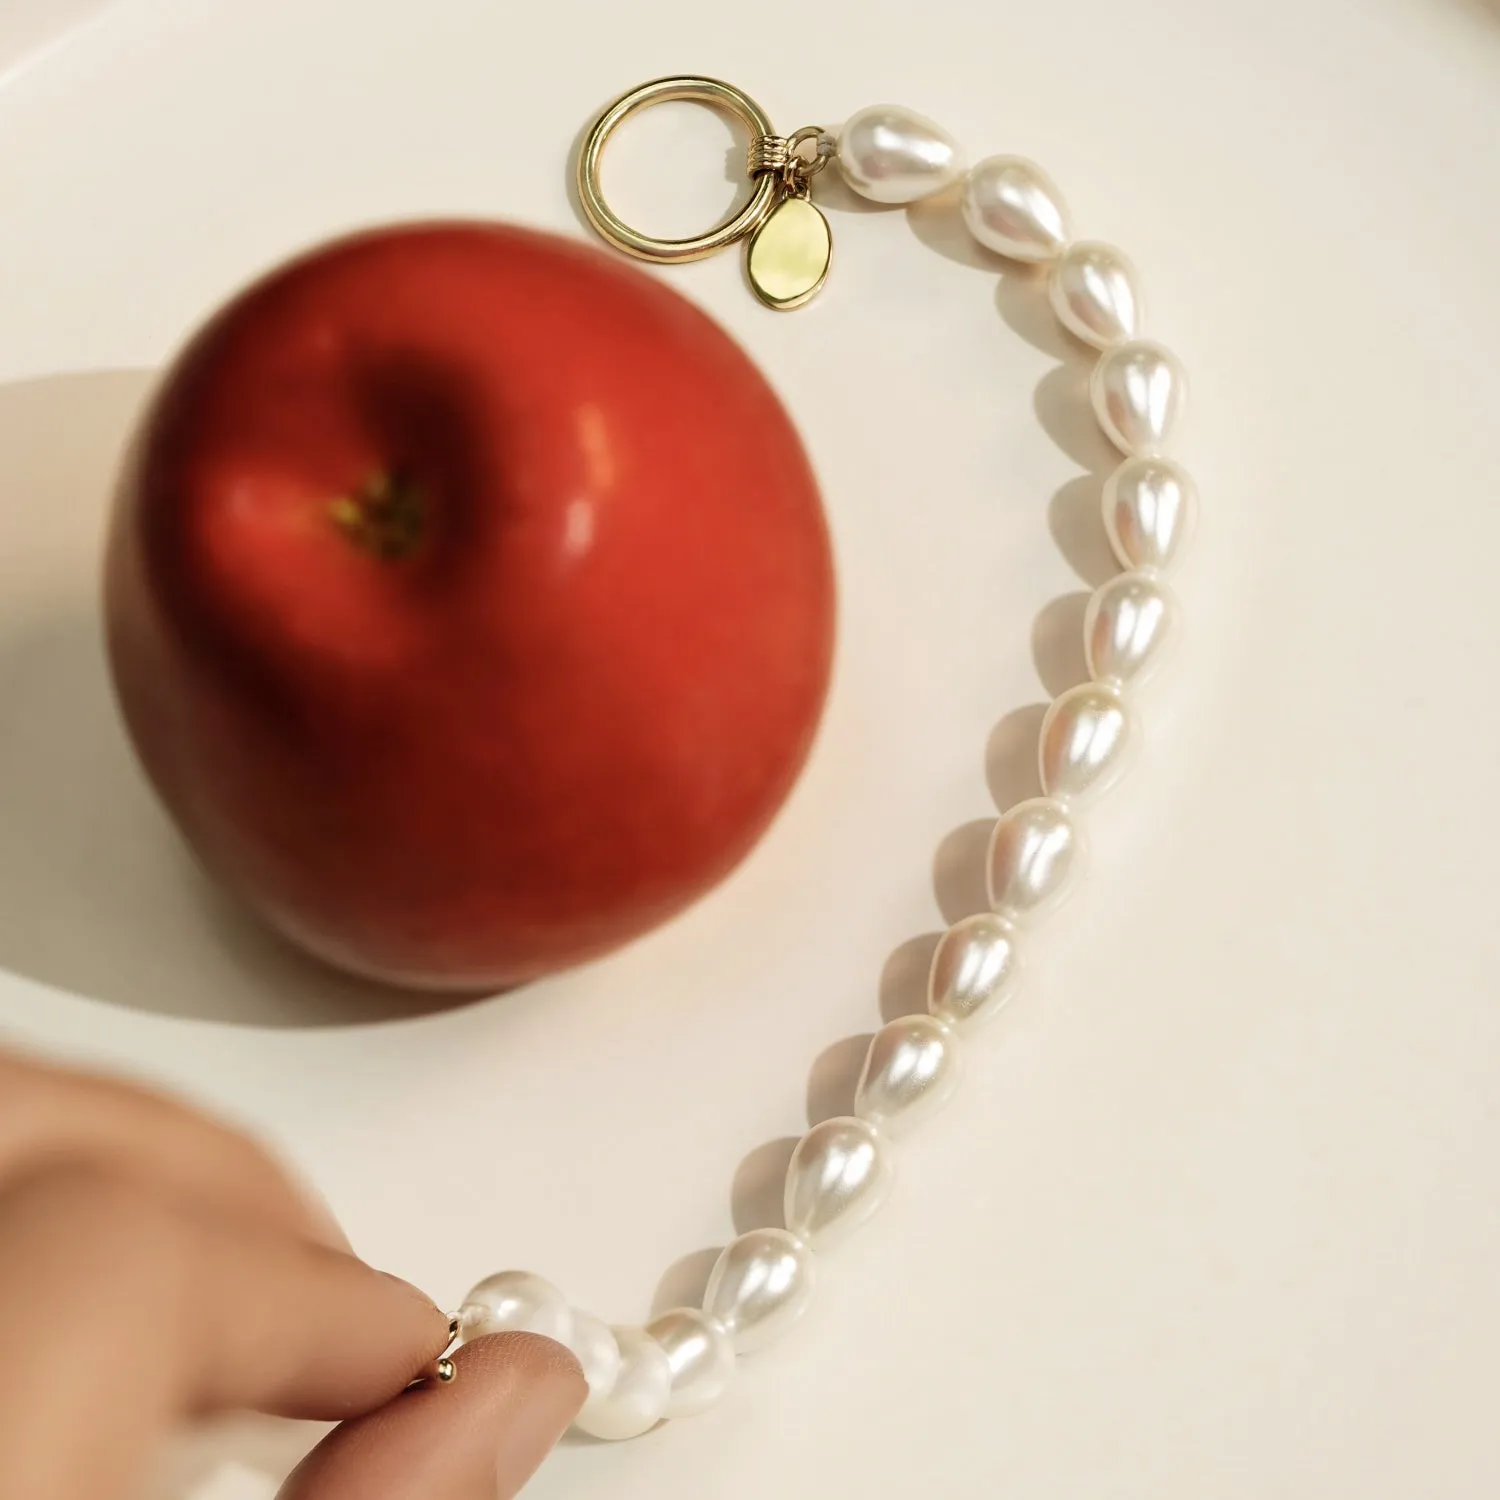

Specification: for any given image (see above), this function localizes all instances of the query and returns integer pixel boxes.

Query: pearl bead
[928,913,1023,1026]
[562,1308,622,1400]
[987,797,1085,922]
[855,1016,962,1135]
[1103,456,1197,574]
[1038,684,1135,805]
[961,156,1071,262]
[704,1230,816,1353]
[784,1117,893,1248]
[458,1270,572,1344]
[1048,241,1143,348]
[835,104,964,204]
[573,1326,672,1441]
[1086,572,1178,688]
[1090,339,1187,456]
[647,1308,736,1418]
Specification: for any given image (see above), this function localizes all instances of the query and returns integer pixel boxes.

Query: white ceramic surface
[1,2,1498,1497]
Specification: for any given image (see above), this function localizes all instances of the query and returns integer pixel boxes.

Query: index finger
[0,1164,451,1500]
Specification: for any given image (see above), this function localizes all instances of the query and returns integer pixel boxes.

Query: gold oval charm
[747,196,832,310]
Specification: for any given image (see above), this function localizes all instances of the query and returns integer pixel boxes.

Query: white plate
[2,2,1499,1497]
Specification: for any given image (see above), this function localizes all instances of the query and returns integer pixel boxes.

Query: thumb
[278,1335,585,1500]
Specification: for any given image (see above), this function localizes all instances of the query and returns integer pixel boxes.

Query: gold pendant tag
[747,196,832,311]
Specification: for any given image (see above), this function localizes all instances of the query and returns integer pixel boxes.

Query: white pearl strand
[456,100,1197,1441]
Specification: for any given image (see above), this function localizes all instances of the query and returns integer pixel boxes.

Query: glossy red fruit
[105,222,834,991]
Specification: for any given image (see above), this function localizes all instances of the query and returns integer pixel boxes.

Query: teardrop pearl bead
[855,1016,962,1135]
[1048,241,1143,348]
[573,1326,672,1441]
[704,1229,816,1353]
[1038,683,1135,805]
[646,1309,736,1418]
[1103,456,1197,574]
[961,155,1071,262]
[928,912,1022,1026]
[835,104,965,204]
[1086,572,1178,689]
[784,1117,893,1248]
[1090,339,1187,455]
[458,1270,572,1344]
[561,1308,622,1399]
[987,797,1085,922]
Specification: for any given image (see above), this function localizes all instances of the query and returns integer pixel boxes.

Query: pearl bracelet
[452,75,1197,1443]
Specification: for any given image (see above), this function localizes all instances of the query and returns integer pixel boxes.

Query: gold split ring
[576,76,780,264]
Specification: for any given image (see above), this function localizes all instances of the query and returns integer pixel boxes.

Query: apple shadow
[0,370,458,1028]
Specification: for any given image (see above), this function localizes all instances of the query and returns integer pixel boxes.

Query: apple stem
[329,469,426,560]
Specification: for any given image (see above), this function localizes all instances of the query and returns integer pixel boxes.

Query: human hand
[0,1048,585,1499]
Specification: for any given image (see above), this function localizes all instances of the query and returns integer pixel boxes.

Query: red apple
[105,222,834,991]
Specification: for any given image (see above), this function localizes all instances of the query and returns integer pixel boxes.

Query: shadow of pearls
[453,94,1197,1444]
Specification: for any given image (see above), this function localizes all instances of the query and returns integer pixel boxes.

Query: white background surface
[2,0,1499,1495]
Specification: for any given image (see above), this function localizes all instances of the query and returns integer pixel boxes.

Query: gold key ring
[576,76,781,264]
